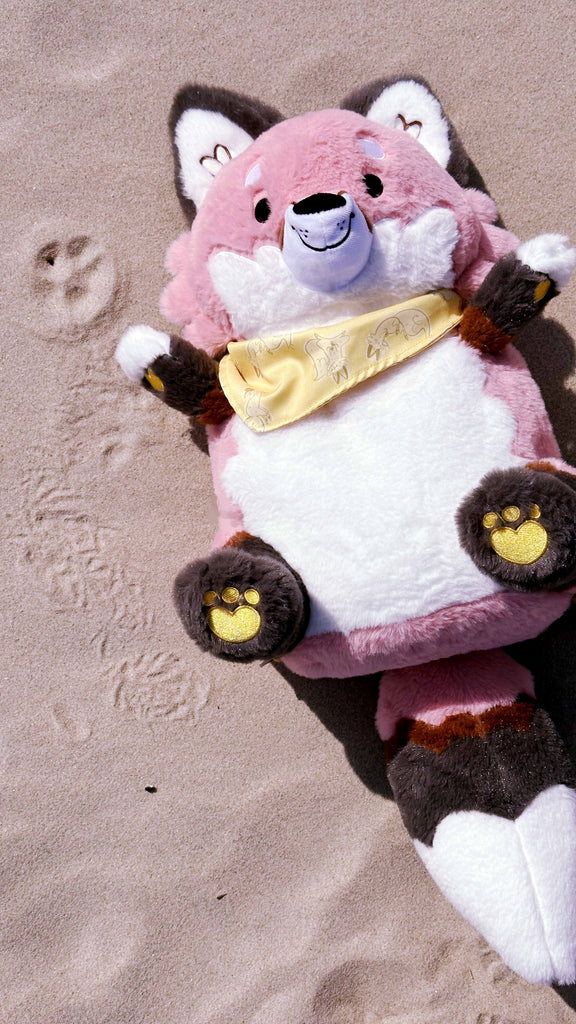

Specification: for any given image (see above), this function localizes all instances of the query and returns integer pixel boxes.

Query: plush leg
[377,650,576,984]
[174,535,310,662]
[457,465,576,590]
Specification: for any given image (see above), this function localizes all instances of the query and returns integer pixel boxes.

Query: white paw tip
[517,234,576,289]
[115,325,171,382]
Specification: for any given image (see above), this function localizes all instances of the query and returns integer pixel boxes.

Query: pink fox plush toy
[116,76,576,985]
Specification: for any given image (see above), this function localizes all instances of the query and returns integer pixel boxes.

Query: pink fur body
[139,85,576,988]
[161,108,573,681]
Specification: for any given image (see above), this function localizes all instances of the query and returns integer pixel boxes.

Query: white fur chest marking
[221,336,523,636]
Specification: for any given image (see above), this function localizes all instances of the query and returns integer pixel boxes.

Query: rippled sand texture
[3,0,576,1021]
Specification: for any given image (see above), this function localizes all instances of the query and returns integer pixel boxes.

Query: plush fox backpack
[117,75,576,985]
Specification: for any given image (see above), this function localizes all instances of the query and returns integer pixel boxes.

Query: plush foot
[457,467,576,590]
[173,537,310,662]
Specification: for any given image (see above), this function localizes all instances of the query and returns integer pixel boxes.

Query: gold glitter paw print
[482,504,549,565]
[202,586,262,642]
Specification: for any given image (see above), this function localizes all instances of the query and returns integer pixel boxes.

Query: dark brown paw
[470,251,556,336]
[173,538,310,662]
[145,336,227,420]
[457,467,576,590]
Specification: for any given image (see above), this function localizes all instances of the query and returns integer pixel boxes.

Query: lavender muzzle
[282,191,373,292]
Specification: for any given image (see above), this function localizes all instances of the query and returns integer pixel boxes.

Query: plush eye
[254,197,271,223]
[363,173,384,198]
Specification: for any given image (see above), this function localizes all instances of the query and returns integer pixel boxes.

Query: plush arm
[115,326,233,424]
[459,234,576,355]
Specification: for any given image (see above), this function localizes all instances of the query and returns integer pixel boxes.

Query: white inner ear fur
[365,80,451,169]
[174,108,254,209]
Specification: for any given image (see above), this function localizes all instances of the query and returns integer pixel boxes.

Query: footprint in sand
[51,702,93,743]
[29,225,124,341]
[9,459,152,651]
[107,650,210,725]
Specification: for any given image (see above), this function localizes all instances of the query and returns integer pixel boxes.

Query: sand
[3,0,576,1020]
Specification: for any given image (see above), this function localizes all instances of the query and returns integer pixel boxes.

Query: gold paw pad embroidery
[534,278,551,304]
[202,586,261,642]
[144,367,164,392]
[482,504,548,565]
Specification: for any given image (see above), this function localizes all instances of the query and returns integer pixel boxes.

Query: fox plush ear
[169,84,283,223]
[341,76,471,186]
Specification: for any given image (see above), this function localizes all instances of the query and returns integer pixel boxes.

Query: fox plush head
[116,76,576,985]
[162,79,519,350]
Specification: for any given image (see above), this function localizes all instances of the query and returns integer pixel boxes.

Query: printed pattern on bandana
[218,289,464,431]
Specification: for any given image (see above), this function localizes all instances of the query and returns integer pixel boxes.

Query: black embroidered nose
[292,193,347,216]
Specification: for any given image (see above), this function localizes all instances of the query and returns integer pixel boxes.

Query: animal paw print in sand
[202,586,262,642]
[482,504,549,565]
[32,231,120,340]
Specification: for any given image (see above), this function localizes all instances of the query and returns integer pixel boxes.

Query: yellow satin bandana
[218,289,465,432]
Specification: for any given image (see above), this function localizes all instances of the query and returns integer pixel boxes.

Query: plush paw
[174,539,310,662]
[457,467,576,590]
[482,503,548,565]
[115,325,171,383]
[464,247,564,347]
[517,234,576,291]
[116,331,224,419]
[202,586,262,642]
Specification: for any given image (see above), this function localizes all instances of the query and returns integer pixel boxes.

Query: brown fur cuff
[198,382,234,424]
[223,531,253,548]
[459,305,513,354]
[385,695,536,761]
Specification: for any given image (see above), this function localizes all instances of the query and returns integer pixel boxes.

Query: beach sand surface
[3,0,576,1020]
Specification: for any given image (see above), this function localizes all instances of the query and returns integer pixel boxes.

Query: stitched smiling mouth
[282,191,374,292]
[293,213,355,251]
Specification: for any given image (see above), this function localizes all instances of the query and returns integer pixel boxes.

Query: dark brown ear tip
[169,83,284,224]
[341,74,473,190]
[340,74,439,117]
[169,83,201,130]
[168,82,283,141]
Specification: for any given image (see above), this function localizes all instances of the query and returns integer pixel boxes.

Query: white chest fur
[222,336,523,636]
